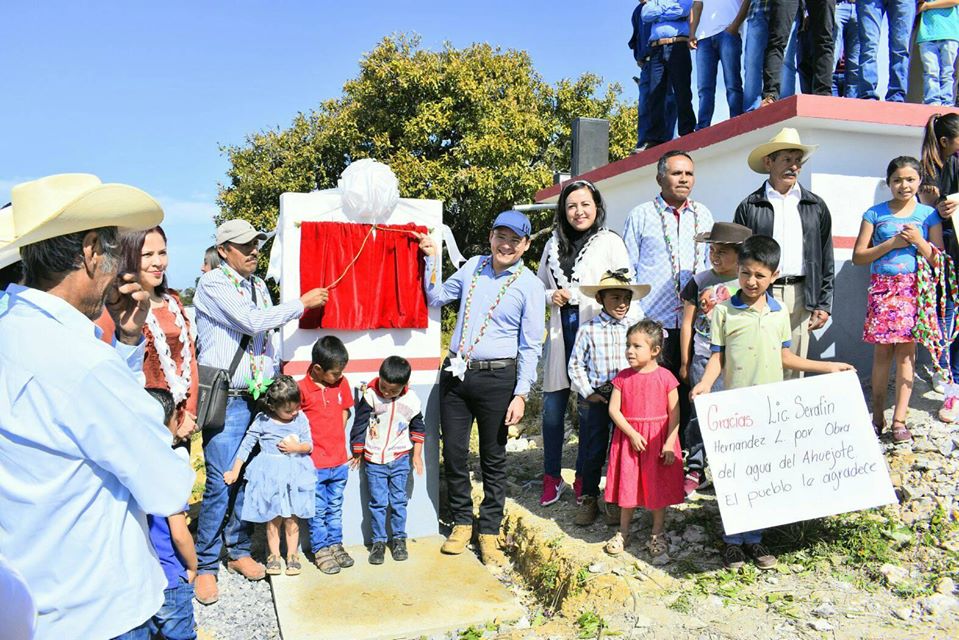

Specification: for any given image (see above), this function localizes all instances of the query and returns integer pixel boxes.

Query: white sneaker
[933,372,947,394]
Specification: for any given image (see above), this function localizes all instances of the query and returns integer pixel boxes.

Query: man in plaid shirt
[567,271,650,526]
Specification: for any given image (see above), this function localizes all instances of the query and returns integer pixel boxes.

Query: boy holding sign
[691,235,853,569]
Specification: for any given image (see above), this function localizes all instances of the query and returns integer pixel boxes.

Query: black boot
[390,538,409,561]
[368,542,386,565]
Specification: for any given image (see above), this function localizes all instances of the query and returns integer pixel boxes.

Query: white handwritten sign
[693,371,898,535]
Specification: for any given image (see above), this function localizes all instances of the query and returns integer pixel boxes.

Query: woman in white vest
[536,180,632,507]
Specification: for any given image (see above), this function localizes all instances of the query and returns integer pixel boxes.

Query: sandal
[647,533,668,558]
[285,554,302,576]
[265,554,282,575]
[313,547,341,575]
[604,532,628,556]
[871,414,885,436]
[891,420,912,443]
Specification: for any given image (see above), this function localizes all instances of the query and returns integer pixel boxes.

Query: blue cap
[491,210,532,238]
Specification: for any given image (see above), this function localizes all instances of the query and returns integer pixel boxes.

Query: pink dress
[604,366,684,510]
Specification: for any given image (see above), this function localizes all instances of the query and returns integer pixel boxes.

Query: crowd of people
[0,114,958,639]
[628,0,959,150]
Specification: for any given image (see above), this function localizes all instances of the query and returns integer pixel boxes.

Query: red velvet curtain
[299,221,429,330]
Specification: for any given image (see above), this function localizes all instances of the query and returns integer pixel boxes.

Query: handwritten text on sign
[693,371,897,535]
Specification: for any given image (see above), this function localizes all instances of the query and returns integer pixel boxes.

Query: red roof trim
[284,357,441,376]
[536,95,959,201]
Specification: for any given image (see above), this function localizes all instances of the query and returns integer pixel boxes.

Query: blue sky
[0,2,882,288]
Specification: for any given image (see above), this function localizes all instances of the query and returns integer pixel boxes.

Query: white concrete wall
[276,192,443,545]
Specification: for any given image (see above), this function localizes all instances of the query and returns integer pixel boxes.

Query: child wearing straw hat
[567,270,650,526]
[679,221,752,495]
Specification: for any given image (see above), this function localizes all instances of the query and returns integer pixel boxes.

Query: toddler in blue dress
[224,375,316,576]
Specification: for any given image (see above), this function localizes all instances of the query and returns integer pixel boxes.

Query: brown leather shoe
[440,524,473,555]
[575,496,599,526]
[226,556,266,581]
[478,534,508,568]
[194,573,218,605]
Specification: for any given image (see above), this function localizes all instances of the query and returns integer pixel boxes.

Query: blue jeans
[685,345,724,474]
[723,529,764,545]
[195,396,254,574]
[919,41,959,106]
[111,621,150,640]
[939,285,959,381]
[833,2,860,97]
[636,63,677,147]
[148,580,197,640]
[577,397,613,497]
[856,0,915,101]
[309,463,348,552]
[780,17,800,98]
[695,30,744,130]
[646,43,696,145]
[366,456,411,543]
[542,305,579,478]
[743,4,769,111]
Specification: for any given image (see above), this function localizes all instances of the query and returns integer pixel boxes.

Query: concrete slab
[271,536,524,640]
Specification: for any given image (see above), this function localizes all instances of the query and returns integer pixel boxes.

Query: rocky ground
[474,377,959,640]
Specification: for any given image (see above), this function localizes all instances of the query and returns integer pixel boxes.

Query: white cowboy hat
[0,173,163,252]
[747,127,818,173]
[579,270,651,300]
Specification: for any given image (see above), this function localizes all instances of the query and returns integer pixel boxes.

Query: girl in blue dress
[224,375,316,576]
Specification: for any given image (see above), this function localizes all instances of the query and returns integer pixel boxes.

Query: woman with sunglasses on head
[536,180,633,517]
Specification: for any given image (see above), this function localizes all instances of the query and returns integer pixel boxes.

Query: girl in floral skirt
[853,156,943,443]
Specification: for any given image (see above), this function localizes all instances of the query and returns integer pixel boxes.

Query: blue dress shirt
[194,264,304,389]
[0,284,195,640]
[423,255,546,396]
[642,0,693,41]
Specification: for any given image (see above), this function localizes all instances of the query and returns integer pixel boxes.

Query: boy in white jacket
[351,356,425,565]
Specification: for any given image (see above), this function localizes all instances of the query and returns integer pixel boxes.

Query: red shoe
[573,475,583,505]
[539,474,566,506]
[684,471,702,497]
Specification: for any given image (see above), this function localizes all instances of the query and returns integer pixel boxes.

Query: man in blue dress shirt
[642,0,697,147]
[0,174,195,640]
[416,211,546,567]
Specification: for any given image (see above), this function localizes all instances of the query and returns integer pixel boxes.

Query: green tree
[219,33,635,265]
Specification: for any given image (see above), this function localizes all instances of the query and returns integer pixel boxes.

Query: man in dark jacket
[734,127,833,378]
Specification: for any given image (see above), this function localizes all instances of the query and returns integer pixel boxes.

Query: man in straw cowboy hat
[0,174,195,639]
[734,127,835,376]
[567,270,650,526]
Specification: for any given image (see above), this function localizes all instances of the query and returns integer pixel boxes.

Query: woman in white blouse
[536,180,632,508]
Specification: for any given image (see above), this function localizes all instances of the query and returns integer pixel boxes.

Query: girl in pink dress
[604,319,683,558]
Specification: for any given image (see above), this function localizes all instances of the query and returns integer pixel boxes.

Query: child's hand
[888,234,910,249]
[413,454,424,476]
[223,470,238,485]
[348,454,362,471]
[660,449,676,466]
[187,569,196,585]
[678,363,689,384]
[585,393,608,404]
[277,439,296,454]
[827,362,855,373]
[628,431,647,452]
[898,224,923,246]
[690,382,709,399]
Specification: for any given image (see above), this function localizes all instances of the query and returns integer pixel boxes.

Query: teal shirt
[917,5,959,43]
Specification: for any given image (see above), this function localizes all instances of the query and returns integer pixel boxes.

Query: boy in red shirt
[297,336,354,574]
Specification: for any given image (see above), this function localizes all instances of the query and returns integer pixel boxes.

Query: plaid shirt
[747,0,769,21]
[567,311,630,398]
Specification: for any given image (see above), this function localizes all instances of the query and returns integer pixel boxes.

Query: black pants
[646,43,696,145]
[661,328,691,448]
[439,360,515,535]
[764,0,836,98]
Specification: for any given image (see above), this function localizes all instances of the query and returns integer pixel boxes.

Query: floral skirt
[863,273,917,344]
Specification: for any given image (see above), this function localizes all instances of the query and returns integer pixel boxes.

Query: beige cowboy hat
[694,221,753,244]
[579,269,651,299]
[747,127,818,173]
[0,173,163,252]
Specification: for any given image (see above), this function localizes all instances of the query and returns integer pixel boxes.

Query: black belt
[227,389,252,398]
[449,353,517,371]
[774,276,805,285]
